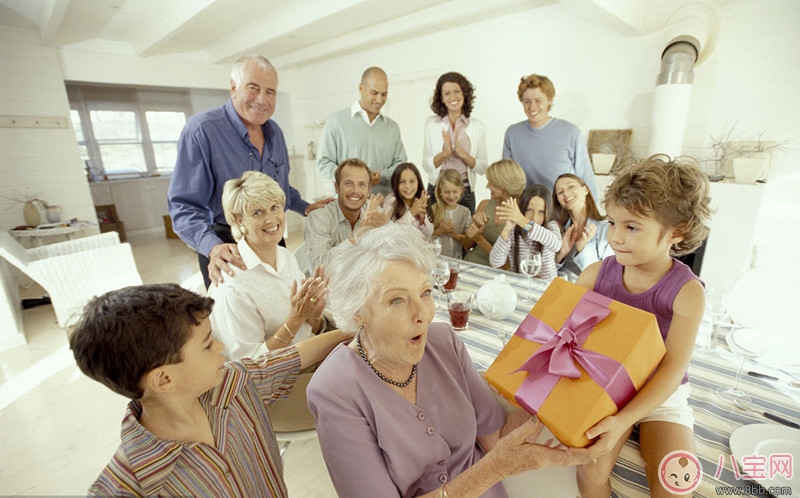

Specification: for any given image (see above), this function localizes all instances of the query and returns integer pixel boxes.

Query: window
[67,84,192,179]
[146,111,186,174]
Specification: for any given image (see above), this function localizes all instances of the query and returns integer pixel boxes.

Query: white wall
[284,0,800,291]
[3,0,798,293]
[0,26,97,231]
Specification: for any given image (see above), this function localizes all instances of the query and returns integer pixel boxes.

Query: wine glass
[715,326,768,405]
[519,254,542,303]
[429,237,442,257]
[701,286,728,350]
[431,260,449,309]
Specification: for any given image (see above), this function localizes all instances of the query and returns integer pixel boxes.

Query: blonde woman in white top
[208,171,328,360]
[422,72,488,214]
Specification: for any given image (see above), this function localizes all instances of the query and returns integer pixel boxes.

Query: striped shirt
[89,347,301,497]
[489,220,561,279]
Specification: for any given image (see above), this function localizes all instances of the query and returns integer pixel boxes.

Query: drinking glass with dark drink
[447,291,473,331]
[443,261,460,292]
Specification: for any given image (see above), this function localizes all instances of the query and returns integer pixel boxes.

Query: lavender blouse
[307,322,507,497]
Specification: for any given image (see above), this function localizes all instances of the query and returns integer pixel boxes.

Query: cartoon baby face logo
[659,450,703,494]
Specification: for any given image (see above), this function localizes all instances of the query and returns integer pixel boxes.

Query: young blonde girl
[489,184,561,279]
[575,154,711,498]
[383,162,433,238]
[430,169,471,259]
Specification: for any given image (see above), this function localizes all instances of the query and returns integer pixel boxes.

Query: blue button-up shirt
[168,99,308,257]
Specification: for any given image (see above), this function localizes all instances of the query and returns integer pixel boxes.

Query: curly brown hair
[430,72,475,118]
[604,154,712,256]
[517,74,556,110]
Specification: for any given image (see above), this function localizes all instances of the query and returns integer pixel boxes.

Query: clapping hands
[362,194,388,228]
[495,197,526,228]
[410,191,429,218]
[466,211,488,239]
[290,265,329,321]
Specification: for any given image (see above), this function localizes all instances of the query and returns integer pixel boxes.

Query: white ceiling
[0,0,735,68]
[0,0,564,67]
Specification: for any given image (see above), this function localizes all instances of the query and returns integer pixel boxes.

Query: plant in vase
[705,125,791,183]
[1,190,59,226]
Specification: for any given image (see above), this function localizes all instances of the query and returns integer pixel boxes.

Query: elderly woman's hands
[487,418,593,479]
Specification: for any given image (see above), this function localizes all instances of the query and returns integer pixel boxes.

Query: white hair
[230,55,276,88]
[327,224,434,333]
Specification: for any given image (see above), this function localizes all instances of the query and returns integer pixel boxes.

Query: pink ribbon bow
[512,291,636,414]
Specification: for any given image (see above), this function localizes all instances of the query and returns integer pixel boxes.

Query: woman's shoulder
[427,322,465,349]
[425,114,444,125]
[466,116,485,129]
[475,198,491,212]
[308,343,357,392]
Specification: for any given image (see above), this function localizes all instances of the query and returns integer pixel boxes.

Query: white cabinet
[89,177,171,235]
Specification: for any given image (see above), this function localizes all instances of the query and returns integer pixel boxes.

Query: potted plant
[705,125,790,183]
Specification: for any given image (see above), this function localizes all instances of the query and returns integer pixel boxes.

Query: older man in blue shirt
[168,55,331,287]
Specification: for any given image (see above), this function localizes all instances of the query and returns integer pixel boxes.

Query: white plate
[730,423,800,495]
[761,330,800,367]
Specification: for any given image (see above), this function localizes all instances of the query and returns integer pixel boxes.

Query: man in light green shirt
[316,67,407,195]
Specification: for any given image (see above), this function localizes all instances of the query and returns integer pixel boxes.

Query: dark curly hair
[604,154,712,256]
[430,72,475,118]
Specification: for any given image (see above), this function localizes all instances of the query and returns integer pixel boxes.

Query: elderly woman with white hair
[208,171,328,360]
[307,224,589,498]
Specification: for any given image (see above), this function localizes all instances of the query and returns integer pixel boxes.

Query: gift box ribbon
[512,291,636,414]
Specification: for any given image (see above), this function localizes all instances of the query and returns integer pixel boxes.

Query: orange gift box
[484,278,665,448]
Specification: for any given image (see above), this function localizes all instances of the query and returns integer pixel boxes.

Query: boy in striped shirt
[69,283,348,497]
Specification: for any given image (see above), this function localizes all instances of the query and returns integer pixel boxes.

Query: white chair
[180,271,206,296]
[293,241,310,276]
[0,231,142,329]
[725,264,800,365]
[270,372,317,459]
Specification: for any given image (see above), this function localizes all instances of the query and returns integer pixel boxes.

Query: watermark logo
[659,450,703,495]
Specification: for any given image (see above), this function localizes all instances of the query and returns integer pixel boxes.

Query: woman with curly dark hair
[422,72,487,214]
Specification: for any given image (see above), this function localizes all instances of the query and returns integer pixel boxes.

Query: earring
[239,225,247,235]
[358,325,364,335]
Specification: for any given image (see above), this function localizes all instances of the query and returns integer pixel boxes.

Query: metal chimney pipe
[648,38,700,157]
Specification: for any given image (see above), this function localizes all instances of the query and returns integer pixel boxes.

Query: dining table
[432,257,800,498]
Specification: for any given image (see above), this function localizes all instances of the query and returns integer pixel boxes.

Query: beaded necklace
[357,335,417,388]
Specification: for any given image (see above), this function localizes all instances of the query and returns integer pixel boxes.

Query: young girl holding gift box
[574,154,711,498]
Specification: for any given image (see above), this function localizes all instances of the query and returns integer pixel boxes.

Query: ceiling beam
[38,0,70,46]
[133,0,217,56]
[270,0,551,68]
[558,0,646,37]
[206,0,382,64]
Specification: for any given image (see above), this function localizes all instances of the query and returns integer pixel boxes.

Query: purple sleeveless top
[594,256,702,384]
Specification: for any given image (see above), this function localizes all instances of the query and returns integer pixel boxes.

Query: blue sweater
[502,117,598,200]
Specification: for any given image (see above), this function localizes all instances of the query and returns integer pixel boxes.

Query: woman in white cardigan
[422,72,488,214]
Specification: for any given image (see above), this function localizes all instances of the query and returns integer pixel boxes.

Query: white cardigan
[421,115,488,191]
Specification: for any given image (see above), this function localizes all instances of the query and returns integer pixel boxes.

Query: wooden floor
[0,230,337,496]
